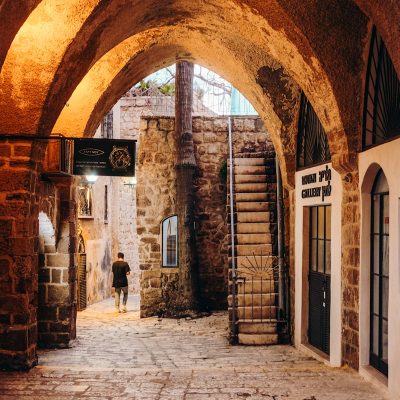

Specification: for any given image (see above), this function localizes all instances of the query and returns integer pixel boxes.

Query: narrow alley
[0,298,388,399]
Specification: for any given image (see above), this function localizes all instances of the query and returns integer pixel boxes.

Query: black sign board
[73,139,136,177]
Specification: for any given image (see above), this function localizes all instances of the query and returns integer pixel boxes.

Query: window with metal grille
[370,170,389,376]
[161,215,178,267]
[104,185,108,223]
[363,27,400,149]
[297,92,331,169]
[101,110,113,139]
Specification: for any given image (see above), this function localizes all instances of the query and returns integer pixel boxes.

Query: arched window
[296,92,331,168]
[161,215,178,267]
[370,170,389,376]
[363,26,400,148]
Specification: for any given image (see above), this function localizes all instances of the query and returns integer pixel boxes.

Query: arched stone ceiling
[51,26,300,187]
[0,2,345,130]
[0,0,41,73]
[354,0,400,77]
[3,0,398,170]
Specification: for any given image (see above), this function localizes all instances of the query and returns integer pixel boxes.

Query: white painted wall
[359,139,400,399]
[294,163,342,367]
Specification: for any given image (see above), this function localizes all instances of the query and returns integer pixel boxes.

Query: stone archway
[1,0,400,373]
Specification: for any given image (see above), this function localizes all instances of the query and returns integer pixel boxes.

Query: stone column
[0,140,40,370]
[38,177,78,348]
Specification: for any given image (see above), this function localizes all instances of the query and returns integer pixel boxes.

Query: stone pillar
[332,151,360,369]
[37,177,77,348]
[0,140,40,370]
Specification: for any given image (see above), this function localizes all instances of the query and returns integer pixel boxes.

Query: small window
[104,185,108,224]
[162,215,178,267]
[101,110,113,139]
[297,92,331,169]
[78,186,93,219]
[363,26,400,149]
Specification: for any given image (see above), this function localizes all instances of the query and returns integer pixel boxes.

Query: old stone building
[0,1,400,399]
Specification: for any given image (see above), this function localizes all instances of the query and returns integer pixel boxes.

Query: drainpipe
[275,156,285,315]
[228,116,237,342]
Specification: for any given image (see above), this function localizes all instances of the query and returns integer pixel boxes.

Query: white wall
[294,163,342,367]
[359,139,400,399]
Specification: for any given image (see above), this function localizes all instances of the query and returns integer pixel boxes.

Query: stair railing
[228,116,238,343]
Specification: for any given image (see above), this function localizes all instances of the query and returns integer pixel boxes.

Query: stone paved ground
[0,297,388,399]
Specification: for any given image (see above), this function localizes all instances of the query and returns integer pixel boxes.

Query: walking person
[112,252,130,313]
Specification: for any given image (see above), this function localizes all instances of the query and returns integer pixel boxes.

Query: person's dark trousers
[115,286,128,312]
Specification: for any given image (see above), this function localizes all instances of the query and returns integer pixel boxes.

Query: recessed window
[101,110,113,139]
[78,186,93,219]
[161,215,178,267]
[104,185,108,224]
[363,26,400,149]
[297,92,331,169]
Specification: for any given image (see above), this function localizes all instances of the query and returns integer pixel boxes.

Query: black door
[308,205,331,355]
[370,171,389,376]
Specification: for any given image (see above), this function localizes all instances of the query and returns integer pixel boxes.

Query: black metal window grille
[370,170,389,376]
[363,27,400,149]
[101,111,113,139]
[297,93,331,169]
[104,185,108,223]
[309,206,331,275]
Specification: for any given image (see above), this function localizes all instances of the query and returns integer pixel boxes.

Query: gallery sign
[301,164,332,202]
[73,138,136,177]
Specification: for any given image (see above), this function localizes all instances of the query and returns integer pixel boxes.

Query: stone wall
[79,176,114,305]
[137,116,274,316]
[37,177,78,348]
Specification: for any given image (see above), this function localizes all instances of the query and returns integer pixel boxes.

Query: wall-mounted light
[123,176,137,187]
[85,174,98,184]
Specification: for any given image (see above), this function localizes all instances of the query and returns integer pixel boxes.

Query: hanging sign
[301,165,332,202]
[73,138,136,177]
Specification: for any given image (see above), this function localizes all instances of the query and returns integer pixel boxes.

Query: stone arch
[360,162,386,195]
[0,0,369,178]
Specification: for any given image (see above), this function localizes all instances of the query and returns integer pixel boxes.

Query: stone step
[234,193,269,202]
[238,321,278,334]
[236,223,271,234]
[234,165,266,175]
[235,202,272,212]
[235,183,268,193]
[236,212,270,223]
[228,293,277,307]
[229,158,265,166]
[235,233,271,244]
[238,333,278,345]
[234,175,267,184]
[235,244,272,256]
[236,306,277,320]
[229,279,277,294]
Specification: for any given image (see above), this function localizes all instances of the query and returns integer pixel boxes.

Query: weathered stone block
[45,254,69,267]
[47,285,70,304]
[0,328,28,351]
[51,269,62,283]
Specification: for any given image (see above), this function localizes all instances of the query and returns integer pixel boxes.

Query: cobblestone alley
[0,298,388,400]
